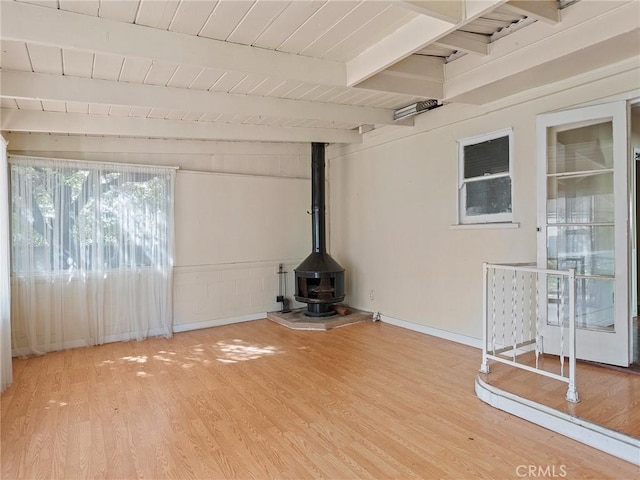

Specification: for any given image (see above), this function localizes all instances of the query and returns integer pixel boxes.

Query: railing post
[480,262,490,374]
[566,268,580,403]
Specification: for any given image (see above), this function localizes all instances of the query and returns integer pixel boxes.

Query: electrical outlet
[369,290,374,300]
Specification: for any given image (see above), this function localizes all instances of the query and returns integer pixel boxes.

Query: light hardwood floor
[480,351,640,439]
[2,320,638,479]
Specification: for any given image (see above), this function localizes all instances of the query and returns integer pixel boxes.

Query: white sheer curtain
[1,137,12,391]
[9,156,175,356]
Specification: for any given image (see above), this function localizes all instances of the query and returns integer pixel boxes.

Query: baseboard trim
[380,314,482,349]
[173,312,265,333]
[475,376,640,466]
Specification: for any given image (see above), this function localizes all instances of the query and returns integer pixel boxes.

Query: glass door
[537,101,630,367]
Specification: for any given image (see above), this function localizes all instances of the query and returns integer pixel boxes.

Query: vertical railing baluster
[559,275,565,378]
[491,268,497,355]
[512,271,518,361]
[520,272,525,349]
[480,263,490,374]
[566,268,579,403]
[528,272,534,346]
[501,270,506,356]
[535,272,540,369]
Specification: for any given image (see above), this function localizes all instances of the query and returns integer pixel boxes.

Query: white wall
[6,135,311,334]
[327,61,640,340]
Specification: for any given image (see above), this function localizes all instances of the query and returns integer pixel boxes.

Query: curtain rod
[8,154,180,171]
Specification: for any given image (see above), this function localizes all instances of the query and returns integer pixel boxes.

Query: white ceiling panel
[245,78,287,97]
[0,41,32,71]
[266,81,305,99]
[169,0,218,35]
[342,90,381,106]
[88,103,110,115]
[280,83,319,101]
[144,61,179,86]
[16,0,58,7]
[225,0,290,46]
[234,114,254,124]
[277,1,360,54]
[165,110,187,120]
[209,71,249,93]
[200,112,223,122]
[0,98,18,109]
[62,49,94,77]
[310,86,350,103]
[215,113,241,124]
[229,75,269,95]
[182,111,205,121]
[41,100,67,112]
[119,57,153,83]
[322,6,415,62]
[129,106,152,117]
[65,102,90,114]
[109,105,133,116]
[297,85,332,101]
[134,0,180,29]
[198,1,255,41]
[328,89,366,105]
[252,0,326,50]
[147,108,171,119]
[300,1,388,58]
[166,64,204,88]
[15,99,43,110]
[98,0,140,23]
[92,53,125,81]
[26,44,62,75]
[365,92,403,108]
[59,0,99,16]
[189,68,226,91]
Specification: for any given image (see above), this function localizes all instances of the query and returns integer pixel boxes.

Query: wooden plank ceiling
[0,0,570,143]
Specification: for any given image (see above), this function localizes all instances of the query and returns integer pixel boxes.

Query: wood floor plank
[2,319,638,479]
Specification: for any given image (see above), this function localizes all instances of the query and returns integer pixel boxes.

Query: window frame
[457,128,514,225]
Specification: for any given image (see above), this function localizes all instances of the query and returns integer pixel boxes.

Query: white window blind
[458,129,513,224]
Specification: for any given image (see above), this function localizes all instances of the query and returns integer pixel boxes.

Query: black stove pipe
[311,142,326,254]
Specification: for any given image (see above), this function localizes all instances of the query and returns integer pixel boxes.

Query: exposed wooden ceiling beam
[444,1,640,104]
[0,1,347,87]
[355,56,444,98]
[0,109,362,144]
[346,0,506,86]
[435,31,489,55]
[5,132,311,155]
[0,70,399,126]
[505,0,560,24]
[395,1,464,23]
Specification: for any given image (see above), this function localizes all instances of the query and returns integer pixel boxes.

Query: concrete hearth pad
[267,307,372,331]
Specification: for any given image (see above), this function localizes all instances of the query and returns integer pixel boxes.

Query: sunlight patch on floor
[214,339,281,363]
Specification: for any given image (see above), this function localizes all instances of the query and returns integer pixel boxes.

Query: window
[11,158,172,274]
[458,129,513,224]
[9,155,175,354]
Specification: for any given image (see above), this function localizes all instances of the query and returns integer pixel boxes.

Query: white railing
[480,262,579,403]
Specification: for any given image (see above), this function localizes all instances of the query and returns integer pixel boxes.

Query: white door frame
[536,100,630,366]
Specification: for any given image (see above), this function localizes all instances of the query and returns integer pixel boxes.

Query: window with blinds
[458,129,513,224]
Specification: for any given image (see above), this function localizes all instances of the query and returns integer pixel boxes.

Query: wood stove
[294,143,345,317]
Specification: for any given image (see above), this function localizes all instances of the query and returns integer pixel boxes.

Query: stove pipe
[311,142,327,254]
[294,142,345,317]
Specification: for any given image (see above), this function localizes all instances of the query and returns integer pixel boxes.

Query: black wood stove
[294,143,345,317]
